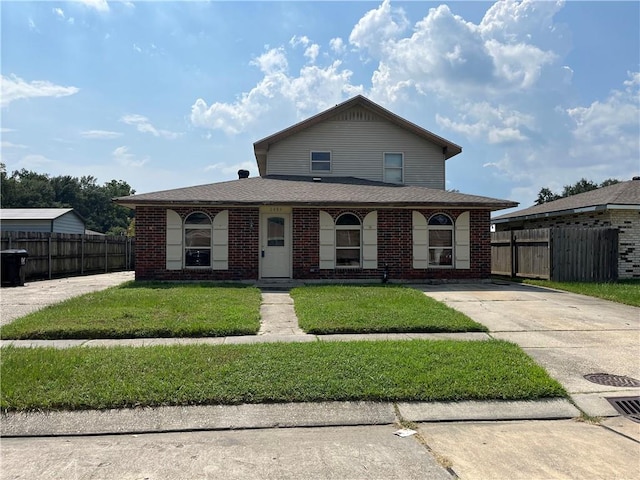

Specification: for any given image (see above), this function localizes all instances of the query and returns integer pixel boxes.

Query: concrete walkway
[259,291,306,336]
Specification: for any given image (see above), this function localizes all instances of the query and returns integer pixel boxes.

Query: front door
[261,212,291,278]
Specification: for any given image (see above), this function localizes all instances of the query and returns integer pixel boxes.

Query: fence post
[549,229,554,281]
[510,230,516,278]
[105,237,108,273]
[48,235,52,279]
[81,236,85,275]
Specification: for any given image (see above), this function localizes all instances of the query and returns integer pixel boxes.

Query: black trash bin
[1,249,29,287]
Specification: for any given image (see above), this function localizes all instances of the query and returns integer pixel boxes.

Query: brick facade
[136,206,260,281]
[494,209,639,279]
[136,205,493,282]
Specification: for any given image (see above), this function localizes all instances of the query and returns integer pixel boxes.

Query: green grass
[291,285,487,334]
[0,340,565,412]
[521,279,640,307]
[0,282,262,340]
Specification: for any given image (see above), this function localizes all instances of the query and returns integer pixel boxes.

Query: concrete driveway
[418,282,640,417]
[0,271,134,326]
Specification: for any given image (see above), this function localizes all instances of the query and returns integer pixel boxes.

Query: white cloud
[566,71,640,166]
[1,128,16,133]
[436,102,535,144]
[329,38,346,55]
[112,146,149,167]
[28,18,38,32]
[0,74,79,107]
[349,0,409,56]
[17,154,53,170]
[1,141,27,149]
[53,8,65,19]
[77,0,109,13]
[120,114,181,140]
[251,47,289,75]
[191,47,363,135]
[80,130,123,139]
[204,161,258,178]
[290,35,310,48]
[356,0,566,103]
[304,44,320,63]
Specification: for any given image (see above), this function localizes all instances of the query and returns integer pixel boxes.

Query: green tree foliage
[534,178,621,205]
[1,164,135,235]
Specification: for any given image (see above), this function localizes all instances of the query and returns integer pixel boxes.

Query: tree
[534,187,560,205]
[0,167,136,235]
[534,178,621,205]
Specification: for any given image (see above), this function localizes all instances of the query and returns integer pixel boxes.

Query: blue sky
[1,0,638,214]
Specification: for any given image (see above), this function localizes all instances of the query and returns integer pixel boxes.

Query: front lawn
[521,279,640,307]
[0,340,565,412]
[0,282,262,339]
[291,285,487,334]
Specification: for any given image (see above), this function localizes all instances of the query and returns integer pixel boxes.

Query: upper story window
[335,213,361,267]
[311,151,331,172]
[428,213,453,267]
[184,212,212,267]
[384,153,403,183]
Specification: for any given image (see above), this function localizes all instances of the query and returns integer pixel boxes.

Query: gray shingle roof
[0,208,76,220]
[493,179,640,222]
[114,176,517,211]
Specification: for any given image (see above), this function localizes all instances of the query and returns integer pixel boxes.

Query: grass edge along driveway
[1,340,566,412]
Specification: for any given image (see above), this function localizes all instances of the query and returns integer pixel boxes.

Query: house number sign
[263,206,290,214]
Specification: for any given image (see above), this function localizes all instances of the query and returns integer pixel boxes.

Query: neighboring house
[492,179,640,279]
[0,208,86,234]
[115,95,517,282]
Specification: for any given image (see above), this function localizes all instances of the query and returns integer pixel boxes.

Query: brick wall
[494,209,639,279]
[136,205,493,282]
[135,206,260,281]
[292,207,492,281]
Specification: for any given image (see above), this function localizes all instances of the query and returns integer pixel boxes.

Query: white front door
[261,212,291,278]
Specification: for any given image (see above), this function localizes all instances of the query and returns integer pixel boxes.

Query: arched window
[428,213,453,267]
[184,212,212,267]
[335,213,361,267]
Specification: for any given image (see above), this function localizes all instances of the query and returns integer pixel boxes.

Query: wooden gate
[491,227,618,282]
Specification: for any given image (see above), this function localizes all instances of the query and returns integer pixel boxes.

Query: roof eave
[114,199,516,211]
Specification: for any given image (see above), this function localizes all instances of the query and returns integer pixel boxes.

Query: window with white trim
[184,212,212,267]
[311,151,331,172]
[428,213,453,267]
[384,152,403,183]
[335,213,361,267]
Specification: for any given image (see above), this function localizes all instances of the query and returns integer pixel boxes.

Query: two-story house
[115,95,517,282]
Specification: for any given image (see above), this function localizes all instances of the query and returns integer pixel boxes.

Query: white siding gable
[266,107,446,189]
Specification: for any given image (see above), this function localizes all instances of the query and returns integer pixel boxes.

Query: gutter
[492,203,638,224]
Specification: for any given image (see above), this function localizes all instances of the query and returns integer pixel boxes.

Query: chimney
[238,169,250,179]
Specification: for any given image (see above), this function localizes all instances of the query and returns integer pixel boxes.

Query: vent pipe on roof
[633,176,640,181]
[238,169,250,179]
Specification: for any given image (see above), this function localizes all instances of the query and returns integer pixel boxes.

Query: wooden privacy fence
[1,231,135,281]
[491,227,618,282]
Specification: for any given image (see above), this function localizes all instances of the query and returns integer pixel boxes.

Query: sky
[1,0,639,215]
